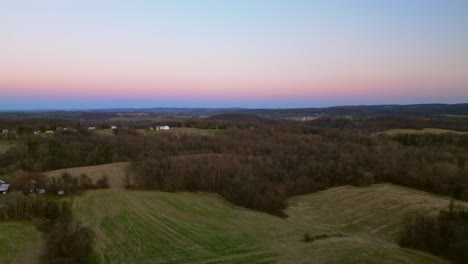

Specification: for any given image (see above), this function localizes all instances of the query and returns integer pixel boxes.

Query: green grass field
[42,162,466,263]
[74,190,276,264]
[0,222,43,264]
[69,160,457,264]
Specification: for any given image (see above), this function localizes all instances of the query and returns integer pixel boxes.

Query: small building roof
[0,184,10,192]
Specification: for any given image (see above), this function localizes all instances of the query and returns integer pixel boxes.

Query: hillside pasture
[0,222,43,264]
[74,190,277,264]
[69,169,454,264]
[44,163,458,263]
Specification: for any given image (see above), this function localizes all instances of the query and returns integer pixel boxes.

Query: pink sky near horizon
[1,0,468,108]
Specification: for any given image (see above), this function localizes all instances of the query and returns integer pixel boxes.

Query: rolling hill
[59,163,461,263]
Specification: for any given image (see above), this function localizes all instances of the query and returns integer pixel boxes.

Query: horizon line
[1,102,467,112]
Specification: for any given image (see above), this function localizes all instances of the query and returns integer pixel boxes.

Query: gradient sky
[1,0,468,109]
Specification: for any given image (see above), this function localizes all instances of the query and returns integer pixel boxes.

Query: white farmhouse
[45,130,54,135]
[156,125,170,131]
[111,126,118,130]
[88,127,96,131]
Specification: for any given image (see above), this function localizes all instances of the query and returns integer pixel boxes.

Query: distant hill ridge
[206,113,266,122]
[1,103,468,119]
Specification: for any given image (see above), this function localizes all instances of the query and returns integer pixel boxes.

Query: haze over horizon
[1,0,468,110]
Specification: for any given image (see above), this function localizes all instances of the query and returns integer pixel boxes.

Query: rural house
[0,183,10,194]
[156,125,170,131]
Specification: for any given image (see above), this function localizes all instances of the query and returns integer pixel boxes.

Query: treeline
[0,171,105,263]
[400,202,468,264]
[8,172,109,196]
[127,125,468,214]
[130,156,288,215]
[0,133,139,172]
[0,193,94,263]
[2,118,468,214]
[308,116,468,132]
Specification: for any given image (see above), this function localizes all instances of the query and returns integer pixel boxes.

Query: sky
[1,0,468,109]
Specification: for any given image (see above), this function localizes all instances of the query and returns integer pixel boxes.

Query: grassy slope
[0,222,43,264]
[75,190,276,264]
[68,162,457,264]
[281,184,456,264]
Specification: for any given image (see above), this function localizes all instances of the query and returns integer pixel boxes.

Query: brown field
[136,127,223,136]
[45,162,130,188]
[168,127,224,135]
[378,128,468,136]
[94,129,115,136]
[0,140,17,154]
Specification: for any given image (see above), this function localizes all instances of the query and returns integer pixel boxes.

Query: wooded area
[1,116,468,262]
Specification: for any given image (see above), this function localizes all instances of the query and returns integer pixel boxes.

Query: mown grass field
[0,222,43,264]
[67,163,459,264]
[75,190,277,264]
[379,128,468,136]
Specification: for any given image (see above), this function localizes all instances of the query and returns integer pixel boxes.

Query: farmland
[378,128,468,136]
[0,140,17,155]
[1,108,468,263]
[91,127,223,137]
[69,164,455,264]
[0,222,43,264]
[45,162,129,189]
